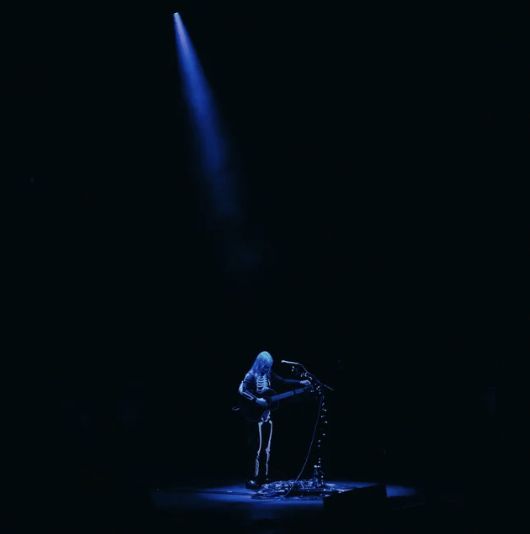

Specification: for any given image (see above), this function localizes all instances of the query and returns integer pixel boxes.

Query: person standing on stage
[238,350,311,489]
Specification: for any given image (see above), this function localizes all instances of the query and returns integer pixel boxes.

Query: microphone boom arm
[281,360,334,392]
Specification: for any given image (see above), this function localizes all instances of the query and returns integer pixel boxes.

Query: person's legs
[245,419,273,488]
[262,419,273,482]
[245,422,260,488]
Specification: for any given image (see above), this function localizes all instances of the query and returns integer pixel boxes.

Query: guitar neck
[271,387,307,402]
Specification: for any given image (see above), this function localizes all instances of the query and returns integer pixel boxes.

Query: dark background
[3,0,528,529]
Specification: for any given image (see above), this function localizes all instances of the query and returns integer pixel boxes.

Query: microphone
[281,359,303,366]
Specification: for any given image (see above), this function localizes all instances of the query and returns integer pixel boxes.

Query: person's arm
[239,373,258,401]
[239,373,267,407]
[271,371,310,387]
[239,373,268,407]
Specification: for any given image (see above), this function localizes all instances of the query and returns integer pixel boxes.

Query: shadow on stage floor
[146,478,486,533]
[17,474,522,533]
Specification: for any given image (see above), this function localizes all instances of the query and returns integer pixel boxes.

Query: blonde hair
[249,351,273,376]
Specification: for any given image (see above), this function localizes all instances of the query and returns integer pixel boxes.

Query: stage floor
[151,479,420,507]
[149,480,427,533]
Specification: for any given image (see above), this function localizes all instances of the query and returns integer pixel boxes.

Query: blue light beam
[173,13,238,221]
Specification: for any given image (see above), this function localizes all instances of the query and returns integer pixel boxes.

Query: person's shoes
[245,479,262,490]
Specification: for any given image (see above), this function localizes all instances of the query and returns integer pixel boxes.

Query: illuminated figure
[238,351,311,489]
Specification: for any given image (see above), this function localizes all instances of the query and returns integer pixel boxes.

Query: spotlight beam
[173,13,238,220]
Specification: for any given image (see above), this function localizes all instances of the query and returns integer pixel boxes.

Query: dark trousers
[246,418,273,481]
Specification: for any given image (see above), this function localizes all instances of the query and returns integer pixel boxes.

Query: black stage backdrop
[3,1,528,528]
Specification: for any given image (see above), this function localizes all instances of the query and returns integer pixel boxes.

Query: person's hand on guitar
[300,380,311,387]
[255,398,268,407]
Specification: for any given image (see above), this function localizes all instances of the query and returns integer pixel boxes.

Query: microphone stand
[254,361,337,498]
[287,362,334,491]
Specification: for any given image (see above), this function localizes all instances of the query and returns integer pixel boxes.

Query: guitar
[234,385,314,423]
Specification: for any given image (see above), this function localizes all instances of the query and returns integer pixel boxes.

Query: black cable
[282,393,324,498]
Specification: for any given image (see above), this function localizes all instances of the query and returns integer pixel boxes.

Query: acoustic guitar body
[238,388,279,423]
[234,384,312,423]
